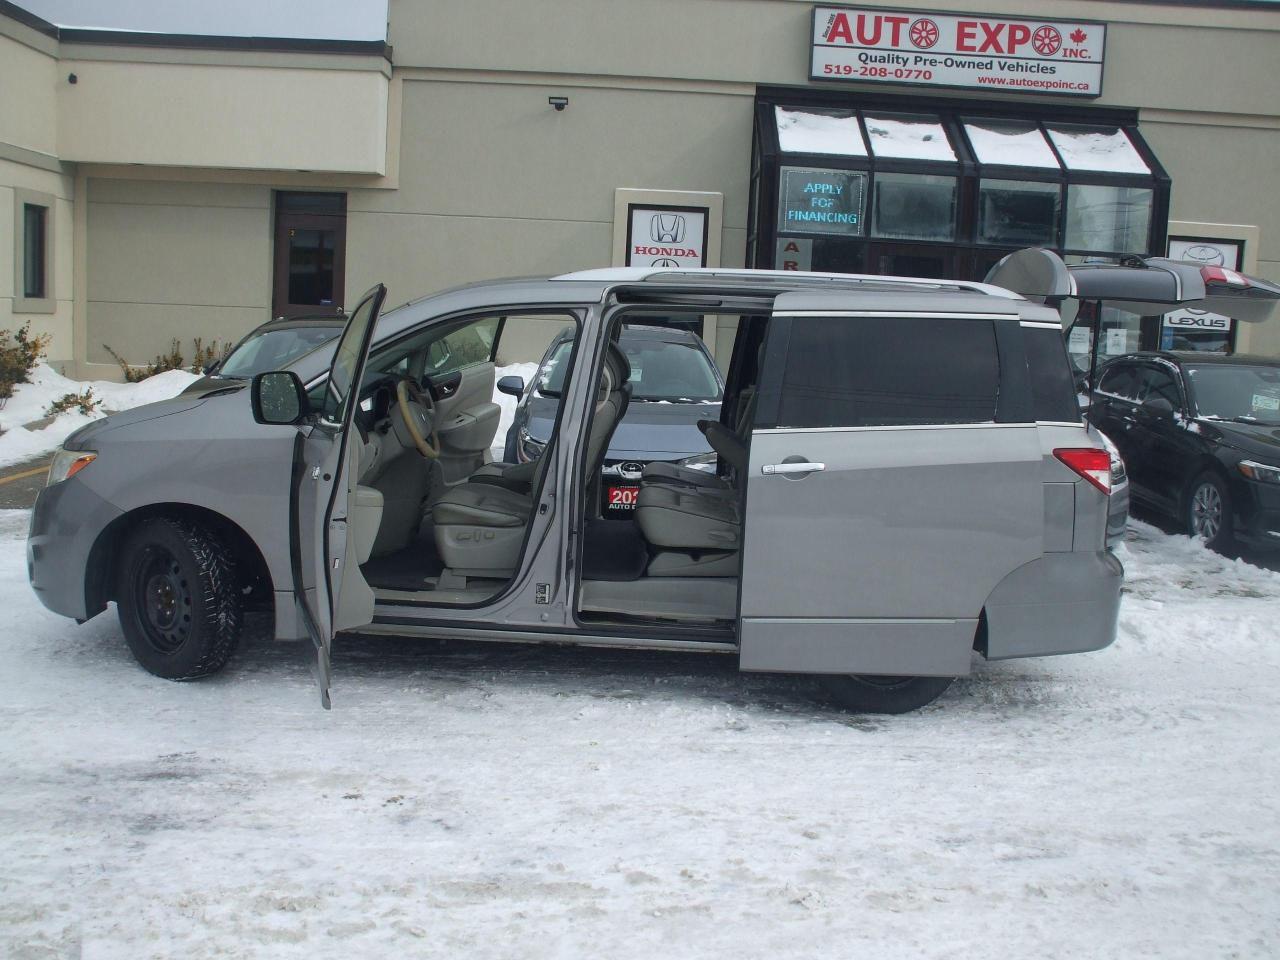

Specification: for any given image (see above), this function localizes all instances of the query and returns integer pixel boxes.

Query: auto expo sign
[810,6,1106,97]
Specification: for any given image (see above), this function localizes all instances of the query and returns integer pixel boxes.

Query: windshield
[621,339,722,402]
[1186,363,1280,425]
[218,325,340,378]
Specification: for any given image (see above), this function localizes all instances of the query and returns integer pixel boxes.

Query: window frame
[13,188,56,314]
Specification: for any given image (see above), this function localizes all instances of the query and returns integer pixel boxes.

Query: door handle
[762,462,825,476]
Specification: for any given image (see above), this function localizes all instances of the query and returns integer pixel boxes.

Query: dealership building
[2,0,1278,376]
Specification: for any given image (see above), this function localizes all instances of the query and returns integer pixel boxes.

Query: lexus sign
[810,6,1106,98]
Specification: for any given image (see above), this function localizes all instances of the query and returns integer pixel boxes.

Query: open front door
[292,283,386,708]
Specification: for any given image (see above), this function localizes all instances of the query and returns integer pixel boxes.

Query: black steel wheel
[116,517,244,680]
[820,674,955,714]
[1186,471,1234,554]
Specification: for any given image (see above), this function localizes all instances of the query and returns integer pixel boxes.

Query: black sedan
[182,315,345,394]
[497,324,724,513]
[1087,352,1280,552]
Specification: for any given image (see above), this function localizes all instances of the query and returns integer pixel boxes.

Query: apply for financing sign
[810,6,1106,97]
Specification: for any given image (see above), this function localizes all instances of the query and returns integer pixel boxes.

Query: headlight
[517,428,545,464]
[47,448,97,486]
[1239,460,1280,484]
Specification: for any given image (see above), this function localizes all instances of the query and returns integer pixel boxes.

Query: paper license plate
[605,485,640,511]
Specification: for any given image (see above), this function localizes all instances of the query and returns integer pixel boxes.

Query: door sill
[361,616,738,653]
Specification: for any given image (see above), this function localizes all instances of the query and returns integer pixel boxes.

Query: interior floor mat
[362,531,446,591]
[582,517,648,582]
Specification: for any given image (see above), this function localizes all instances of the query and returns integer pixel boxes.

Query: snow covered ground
[1,513,1277,958]
[0,363,198,469]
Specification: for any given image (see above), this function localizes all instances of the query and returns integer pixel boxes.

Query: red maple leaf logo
[1070,28,1087,44]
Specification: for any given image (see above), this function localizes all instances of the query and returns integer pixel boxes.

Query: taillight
[1054,448,1112,495]
[1201,265,1250,288]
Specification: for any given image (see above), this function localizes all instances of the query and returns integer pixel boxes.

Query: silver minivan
[30,257,1130,713]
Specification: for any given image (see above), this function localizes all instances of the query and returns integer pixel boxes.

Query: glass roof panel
[774,106,867,157]
[863,114,955,162]
[1046,125,1150,174]
[964,120,1060,169]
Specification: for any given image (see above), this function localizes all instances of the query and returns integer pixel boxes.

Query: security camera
[548,96,568,111]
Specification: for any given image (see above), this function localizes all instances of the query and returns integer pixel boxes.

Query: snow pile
[964,121,1059,168]
[0,362,199,469]
[1045,126,1149,174]
[490,362,539,461]
[775,106,866,156]
[863,115,956,162]
[2,507,1279,957]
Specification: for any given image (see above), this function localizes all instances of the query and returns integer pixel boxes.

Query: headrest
[605,341,631,385]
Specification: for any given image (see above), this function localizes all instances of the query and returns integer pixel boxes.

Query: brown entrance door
[272,193,347,318]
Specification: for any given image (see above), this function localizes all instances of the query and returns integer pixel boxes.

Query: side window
[424,316,500,378]
[776,315,999,428]
[1136,366,1182,408]
[1097,363,1137,401]
[1024,327,1082,423]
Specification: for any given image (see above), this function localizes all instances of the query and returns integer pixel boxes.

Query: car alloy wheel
[1189,480,1223,542]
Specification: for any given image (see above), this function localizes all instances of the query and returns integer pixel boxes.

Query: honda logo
[619,461,644,481]
[650,258,681,268]
[650,213,686,244]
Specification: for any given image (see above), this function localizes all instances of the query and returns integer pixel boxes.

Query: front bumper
[27,477,122,621]
[1231,474,1280,550]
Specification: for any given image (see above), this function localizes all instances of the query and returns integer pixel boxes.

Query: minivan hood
[64,394,211,449]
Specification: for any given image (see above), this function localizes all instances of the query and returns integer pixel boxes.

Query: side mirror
[496,375,525,399]
[1141,395,1175,417]
[251,370,307,425]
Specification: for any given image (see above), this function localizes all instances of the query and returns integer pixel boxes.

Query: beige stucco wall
[343,77,752,303]
[6,0,1279,368]
[58,60,389,174]
[0,31,59,159]
[84,179,272,365]
[0,26,74,364]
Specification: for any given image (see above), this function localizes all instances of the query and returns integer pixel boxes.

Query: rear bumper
[982,550,1124,661]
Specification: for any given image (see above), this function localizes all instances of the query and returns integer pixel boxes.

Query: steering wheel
[395,377,440,459]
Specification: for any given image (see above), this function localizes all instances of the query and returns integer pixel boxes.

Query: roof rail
[553,266,1020,299]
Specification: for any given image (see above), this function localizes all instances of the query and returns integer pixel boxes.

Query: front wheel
[1185,471,1234,554]
[116,517,244,680]
[820,674,954,714]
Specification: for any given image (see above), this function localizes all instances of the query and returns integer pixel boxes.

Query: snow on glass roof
[964,120,1059,169]
[1046,125,1150,175]
[774,107,867,157]
[862,115,956,162]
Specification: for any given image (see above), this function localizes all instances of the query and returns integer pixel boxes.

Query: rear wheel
[116,517,244,680]
[1185,471,1234,554]
[820,674,954,714]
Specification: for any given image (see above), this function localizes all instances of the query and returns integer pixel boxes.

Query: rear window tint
[777,315,998,428]
[1024,328,1082,423]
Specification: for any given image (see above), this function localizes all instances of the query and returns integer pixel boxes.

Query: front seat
[432,342,631,576]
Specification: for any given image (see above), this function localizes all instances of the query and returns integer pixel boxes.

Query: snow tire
[821,674,954,714]
[116,516,244,680]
